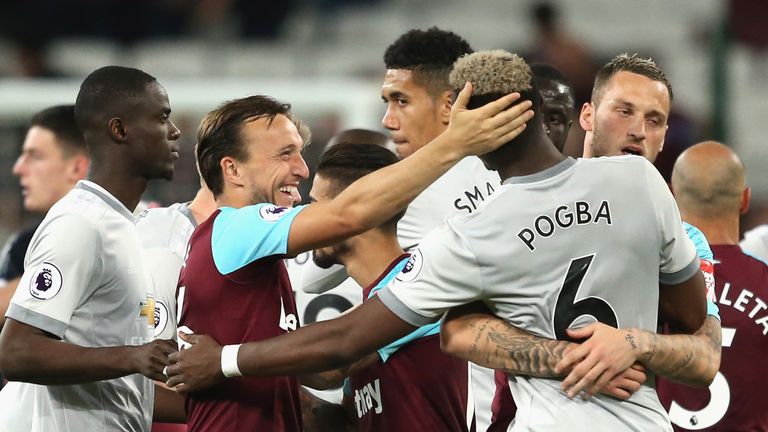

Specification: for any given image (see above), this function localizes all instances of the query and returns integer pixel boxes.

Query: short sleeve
[378,221,483,327]
[396,199,437,252]
[211,204,306,274]
[740,225,768,263]
[682,222,720,318]
[642,162,698,284]
[300,259,349,294]
[142,247,183,340]
[683,222,714,262]
[6,214,103,338]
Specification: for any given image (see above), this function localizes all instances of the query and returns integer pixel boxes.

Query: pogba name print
[517,200,612,251]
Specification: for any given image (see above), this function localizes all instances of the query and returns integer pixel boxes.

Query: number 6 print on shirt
[552,254,619,341]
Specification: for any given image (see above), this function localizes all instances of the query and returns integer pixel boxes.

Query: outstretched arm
[441,302,571,377]
[440,302,645,400]
[286,84,533,256]
[166,296,416,393]
[0,318,175,384]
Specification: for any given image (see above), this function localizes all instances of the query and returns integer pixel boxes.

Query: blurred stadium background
[0,0,766,242]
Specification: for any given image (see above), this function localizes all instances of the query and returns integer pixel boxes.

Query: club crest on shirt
[139,295,156,328]
[396,250,423,283]
[29,262,63,300]
[154,301,169,337]
[259,205,290,222]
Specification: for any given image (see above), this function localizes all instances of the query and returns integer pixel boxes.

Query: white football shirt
[0,180,155,432]
[379,156,700,431]
[135,202,197,341]
[740,224,768,263]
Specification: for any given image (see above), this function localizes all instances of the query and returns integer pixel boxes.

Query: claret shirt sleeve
[378,220,483,327]
[6,214,103,338]
[211,204,306,275]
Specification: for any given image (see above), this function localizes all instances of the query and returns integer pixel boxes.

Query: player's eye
[548,115,564,125]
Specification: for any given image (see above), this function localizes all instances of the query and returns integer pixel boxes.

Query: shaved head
[672,141,746,219]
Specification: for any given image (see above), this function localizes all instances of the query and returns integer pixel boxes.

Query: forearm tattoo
[642,315,721,386]
[468,319,571,378]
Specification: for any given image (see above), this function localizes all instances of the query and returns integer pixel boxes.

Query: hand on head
[441,82,534,158]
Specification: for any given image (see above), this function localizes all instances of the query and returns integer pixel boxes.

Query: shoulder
[34,211,103,250]
[216,203,303,223]
[741,224,768,256]
[136,203,190,227]
[578,155,653,173]
[136,202,196,249]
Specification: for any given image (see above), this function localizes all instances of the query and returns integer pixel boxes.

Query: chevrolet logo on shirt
[139,295,156,328]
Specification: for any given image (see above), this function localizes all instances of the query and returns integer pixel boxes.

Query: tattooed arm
[441,302,571,377]
[557,271,720,398]
[636,315,721,386]
[441,302,647,400]
[442,271,719,399]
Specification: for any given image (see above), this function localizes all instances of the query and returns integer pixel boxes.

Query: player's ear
[220,156,244,188]
[108,118,128,143]
[740,186,751,214]
[67,154,90,183]
[579,102,594,132]
[439,90,452,125]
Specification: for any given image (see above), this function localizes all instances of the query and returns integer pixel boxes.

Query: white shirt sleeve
[378,220,483,326]
[142,246,182,340]
[642,161,698,283]
[300,256,350,294]
[396,196,436,251]
[740,224,768,263]
[7,214,103,338]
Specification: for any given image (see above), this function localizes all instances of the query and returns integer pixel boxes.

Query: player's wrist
[630,329,652,362]
[424,131,465,162]
[221,344,243,378]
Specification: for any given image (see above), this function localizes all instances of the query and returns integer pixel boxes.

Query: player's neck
[88,168,147,213]
[216,188,249,209]
[188,188,217,224]
[683,215,740,246]
[340,232,404,288]
[496,136,567,181]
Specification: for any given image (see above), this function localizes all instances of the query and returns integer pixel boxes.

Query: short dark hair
[74,66,157,139]
[196,95,310,197]
[530,63,575,106]
[384,27,473,98]
[530,63,569,87]
[29,105,87,157]
[326,129,390,150]
[316,143,403,233]
[591,53,673,106]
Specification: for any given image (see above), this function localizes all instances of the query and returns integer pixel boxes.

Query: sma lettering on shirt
[454,182,496,214]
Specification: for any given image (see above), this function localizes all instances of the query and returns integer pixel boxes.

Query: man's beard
[312,251,340,269]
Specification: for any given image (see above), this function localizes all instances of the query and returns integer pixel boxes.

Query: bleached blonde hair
[449,50,533,95]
